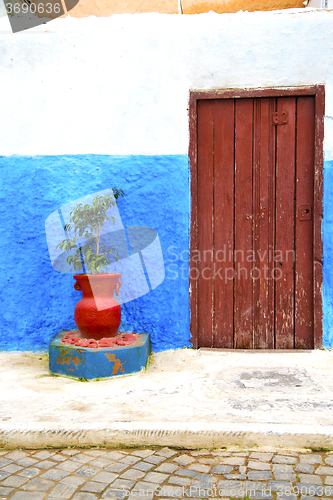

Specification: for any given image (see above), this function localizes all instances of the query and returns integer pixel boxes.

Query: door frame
[189,86,325,349]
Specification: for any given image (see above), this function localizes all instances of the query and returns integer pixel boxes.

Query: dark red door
[195,96,315,349]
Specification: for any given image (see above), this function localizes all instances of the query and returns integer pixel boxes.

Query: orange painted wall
[64,0,304,17]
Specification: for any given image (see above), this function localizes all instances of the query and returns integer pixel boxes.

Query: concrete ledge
[1,423,333,450]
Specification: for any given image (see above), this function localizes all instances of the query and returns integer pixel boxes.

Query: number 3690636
[5,2,62,14]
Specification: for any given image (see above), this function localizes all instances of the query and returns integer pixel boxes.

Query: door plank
[234,99,254,349]
[253,98,274,348]
[197,100,214,347]
[275,97,296,349]
[213,99,235,348]
[295,96,315,348]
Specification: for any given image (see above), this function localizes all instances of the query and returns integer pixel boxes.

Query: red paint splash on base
[61,331,138,349]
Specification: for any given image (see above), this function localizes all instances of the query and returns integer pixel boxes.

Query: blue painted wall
[0,155,191,352]
[323,160,333,348]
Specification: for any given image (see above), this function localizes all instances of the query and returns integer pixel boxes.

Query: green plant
[57,188,124,274]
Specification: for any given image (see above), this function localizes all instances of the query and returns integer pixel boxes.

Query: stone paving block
[272,456,297,465]
[274,473,297,481]
[119,456,141,465]
[1,464,23,473]
[38,460,58,469]
[155,463,179,473]
[1,476,29,488]
[197,459,217,465]
[71,454,94,464]
[250,453,274,461]
[212,465,233,474]
[240,466,247,474]
[322,486,333,495]
[325,457,333,466]
[173,455,195,466]
[218,480,243,490]
[72,494,98,500]
[244,481,270,492]
[33,451,55,460]
[120,469,145,481]
[144,471,170,483]
[248,461,271,470]
[168,475,192,486]
[15,458,39,467]
[175,468,198,478]
[225,474,247,480]
[75,466,101,478]
[81,481,109,493]
[156,448,178,459]
[108,478,135,490]
[0,470,10,480]
[51,454,68,463]
[58,462,84,474]
[92,471,118,484]
[316,466,333,475]
[48,483,78,498]
[101,487,127,499]
[11,492,46,500]
[299,474,323,484]
[131,481,160,493]
[41,469,70,481]
[234,452,250,457]
[300,455,323,464]
[143,455,166,465]
[194,473,216,486]
[5,451,28,461]
[61,450,80,457]
[103,452,126,461]
[326,477,333,485]
[296,463,314,474]
[0,485,14,496]
[222,457,246,466]
[105,462,128,473]
[88,458,113,468]
[0,458,13,467]
[188,463,211,473]
[268,480,293,491]
[131,450,155,459]
[248,471,273,480]
[276,494,297,500]
[18,467,41,478]
[21,477,55,491]
[61,476,87,487]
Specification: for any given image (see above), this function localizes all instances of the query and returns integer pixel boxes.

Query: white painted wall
[0,9,332,158]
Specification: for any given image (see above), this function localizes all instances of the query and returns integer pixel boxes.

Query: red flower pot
[73,274,122,340]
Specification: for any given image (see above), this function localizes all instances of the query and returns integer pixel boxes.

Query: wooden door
[193,95,319,349]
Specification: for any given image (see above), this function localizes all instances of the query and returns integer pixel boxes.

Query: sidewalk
[1,348,333,450]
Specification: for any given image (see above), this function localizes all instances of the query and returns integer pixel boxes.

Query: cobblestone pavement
[2,448,333,500]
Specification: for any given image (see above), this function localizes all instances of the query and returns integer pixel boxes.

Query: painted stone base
[49,331,150,380]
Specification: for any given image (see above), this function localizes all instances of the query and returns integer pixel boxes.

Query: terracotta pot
[73,274,122,340]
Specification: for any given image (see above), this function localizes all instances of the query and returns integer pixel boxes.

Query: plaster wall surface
[1,9,333,350]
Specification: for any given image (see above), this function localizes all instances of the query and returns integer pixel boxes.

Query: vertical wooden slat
[275,97,296,349]
[314,86,325,349]
[213,99,235,348]
[295,97,315,348]
[197,100,214,347]
[253,98,274,348]
[189,94,199,348]
[234,99,254,349]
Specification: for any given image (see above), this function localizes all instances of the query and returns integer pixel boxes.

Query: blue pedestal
[49,332,150,380]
